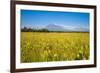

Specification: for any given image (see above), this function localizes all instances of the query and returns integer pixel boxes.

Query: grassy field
[21,32,89,63]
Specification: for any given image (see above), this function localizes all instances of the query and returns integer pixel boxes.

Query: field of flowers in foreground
[21,32,89,63]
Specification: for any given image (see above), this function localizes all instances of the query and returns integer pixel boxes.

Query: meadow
[21,32,89,63]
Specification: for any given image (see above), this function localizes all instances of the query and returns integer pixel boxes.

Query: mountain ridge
[21,24,89,32]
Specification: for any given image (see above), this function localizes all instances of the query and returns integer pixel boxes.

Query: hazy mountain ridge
[45,24,71,31]
[45,24,89,32]
[21,24,89,32]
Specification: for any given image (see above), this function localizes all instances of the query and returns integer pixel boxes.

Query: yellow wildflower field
[21,32,89,63]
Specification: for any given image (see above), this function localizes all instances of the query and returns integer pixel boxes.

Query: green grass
[21,32,89,63]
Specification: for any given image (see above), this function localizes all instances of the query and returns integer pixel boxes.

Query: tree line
[21,27,49,32]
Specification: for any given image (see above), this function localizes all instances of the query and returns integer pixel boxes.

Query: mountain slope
[45,24,70,31]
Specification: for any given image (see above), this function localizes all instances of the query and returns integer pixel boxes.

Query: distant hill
[45,24,70,31]
[45,24,89,32]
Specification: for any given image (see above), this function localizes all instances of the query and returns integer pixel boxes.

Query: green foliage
[21,32,89,63]
[21,27,49,32]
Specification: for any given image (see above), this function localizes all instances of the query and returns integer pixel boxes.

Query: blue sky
[21,9,90,31]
